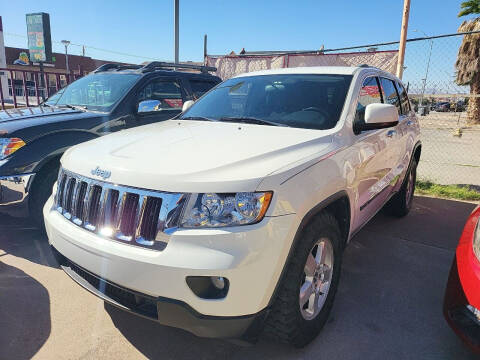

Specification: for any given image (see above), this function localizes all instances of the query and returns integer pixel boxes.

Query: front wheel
[30,162,59,231]
[264,212,342,347]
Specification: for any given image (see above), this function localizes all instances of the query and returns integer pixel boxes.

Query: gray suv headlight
[180,192,272,228]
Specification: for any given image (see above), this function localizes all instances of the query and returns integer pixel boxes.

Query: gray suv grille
[54,168,186,250]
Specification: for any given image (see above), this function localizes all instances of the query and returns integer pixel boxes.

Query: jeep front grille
[54,168,187,250]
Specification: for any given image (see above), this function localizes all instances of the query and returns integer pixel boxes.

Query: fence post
[21,71,29,107]
[9,70,17,108]
[0,76,4,110]
[44,72,50,98]
[55,74,61,92]
[34,72,40,105]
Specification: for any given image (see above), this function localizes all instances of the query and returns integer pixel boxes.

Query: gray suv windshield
[180,74,352,130]
[45,73,140,112]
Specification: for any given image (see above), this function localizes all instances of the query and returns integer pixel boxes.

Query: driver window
[355,76,383,126]
[138,79,184,110]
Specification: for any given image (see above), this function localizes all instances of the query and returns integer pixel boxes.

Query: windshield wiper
[181,116,215,121]
[218,116,287,127]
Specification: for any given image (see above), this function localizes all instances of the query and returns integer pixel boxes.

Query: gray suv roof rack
[94,63,143,73]
[94,62,217,74]
[140,61,217,73]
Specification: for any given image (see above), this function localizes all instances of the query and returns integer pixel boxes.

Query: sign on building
[26,12,52,63]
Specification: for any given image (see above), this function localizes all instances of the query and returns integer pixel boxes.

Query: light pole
[174,0,179,64]
[61,40,71,81]
[414,29,433,107]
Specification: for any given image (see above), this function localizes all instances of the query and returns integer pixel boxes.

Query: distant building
[5,46,128,76]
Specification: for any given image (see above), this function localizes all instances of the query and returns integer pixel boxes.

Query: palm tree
[456,1,480,124]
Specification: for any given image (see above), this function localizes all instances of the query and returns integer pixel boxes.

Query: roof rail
[94,63,121,73]
[140,61,217,73]
[94,63,143,73]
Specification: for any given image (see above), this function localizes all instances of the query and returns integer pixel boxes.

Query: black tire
[386,159,417,217]
[264,212,343,347]
[29,161,60,231]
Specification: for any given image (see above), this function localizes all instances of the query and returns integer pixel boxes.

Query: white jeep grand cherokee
[44,66,420,347]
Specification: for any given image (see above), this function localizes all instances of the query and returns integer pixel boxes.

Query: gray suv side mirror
[137,100,161,114]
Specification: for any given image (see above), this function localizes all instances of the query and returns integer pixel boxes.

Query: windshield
[45,73,140,112]
[180,74,353,130]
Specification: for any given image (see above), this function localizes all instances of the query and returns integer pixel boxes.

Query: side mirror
[137,100,161,114]
[358,103,398,132]
[182,100,195,113]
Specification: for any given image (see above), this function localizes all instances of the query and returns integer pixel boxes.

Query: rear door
[379,77,408,192]
[394,80,417,191]
[187,78,220,100]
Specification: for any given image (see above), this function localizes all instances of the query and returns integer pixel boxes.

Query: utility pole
[396,0,411,79]
[174,0,179,63]
[203,34,207,64]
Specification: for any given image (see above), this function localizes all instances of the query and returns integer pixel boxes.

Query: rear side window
[379,78,401,115]
[395,81,410,115]
[138,79,184,109]
[355,77,383,124]
[189,80,218,99]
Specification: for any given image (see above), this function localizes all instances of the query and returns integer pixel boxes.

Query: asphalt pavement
[0,196,478,360]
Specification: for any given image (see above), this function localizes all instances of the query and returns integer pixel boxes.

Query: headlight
[180,192,273,228]
[474,215,480,261]
[0,138,26,160]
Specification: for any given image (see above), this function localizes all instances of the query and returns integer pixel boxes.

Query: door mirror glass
[182,100,195,113]
[362,103,398,129]
[137,99,161,113]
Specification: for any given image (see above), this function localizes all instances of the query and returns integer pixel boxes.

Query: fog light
[467,305,480,322]
[186,276,229,299]
[211,276,225,290]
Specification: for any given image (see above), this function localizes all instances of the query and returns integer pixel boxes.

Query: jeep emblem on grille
[91,166,111,180]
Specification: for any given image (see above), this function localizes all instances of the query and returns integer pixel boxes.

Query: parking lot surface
[0,196,478,360]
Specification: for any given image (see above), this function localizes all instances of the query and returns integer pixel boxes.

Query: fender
[267,190,351,308]
[0,129,100,176]
[397,140,422,190]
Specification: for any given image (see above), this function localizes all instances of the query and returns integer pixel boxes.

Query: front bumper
[44,196,298,338]
[0,173,35,217]
[50,246,267,340]
[444,257,480,353]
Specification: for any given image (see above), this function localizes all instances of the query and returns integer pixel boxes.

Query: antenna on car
[140,61,217,73]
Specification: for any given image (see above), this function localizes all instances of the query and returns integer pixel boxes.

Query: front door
[131,77,185,127]
[351,76,403,230]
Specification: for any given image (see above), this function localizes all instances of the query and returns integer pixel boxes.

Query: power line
[4,32,164,61]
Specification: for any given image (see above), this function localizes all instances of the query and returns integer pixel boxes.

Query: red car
[444,205,480,354]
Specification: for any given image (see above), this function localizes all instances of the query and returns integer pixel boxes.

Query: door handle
[386,130,396,138]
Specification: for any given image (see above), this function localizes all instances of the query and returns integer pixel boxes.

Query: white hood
[62,120,335,193]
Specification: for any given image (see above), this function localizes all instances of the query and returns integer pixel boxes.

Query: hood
[0,106,100,139]
[62,120,335,193]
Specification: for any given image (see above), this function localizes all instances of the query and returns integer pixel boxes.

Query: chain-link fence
[332,32,480,186]
[207,31,480,186]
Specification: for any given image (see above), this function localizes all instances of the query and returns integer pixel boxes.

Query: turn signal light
[0,138,26,159]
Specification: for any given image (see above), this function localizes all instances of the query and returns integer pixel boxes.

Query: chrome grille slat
[134,195,147,240]
[61,175,71,212]
[73,181,88,225]
[53,168,183,251]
